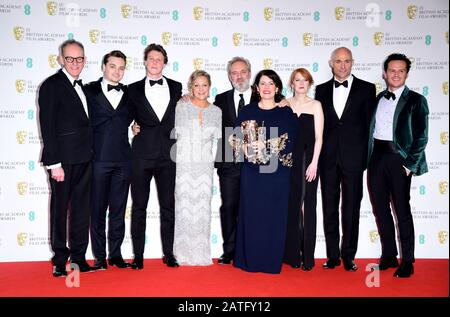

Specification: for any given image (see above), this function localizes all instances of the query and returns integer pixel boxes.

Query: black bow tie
[149,78,163,86]
[107,83,123,92]
[334,80,348,88]
[73,79,83,87]
[384,91,396,100]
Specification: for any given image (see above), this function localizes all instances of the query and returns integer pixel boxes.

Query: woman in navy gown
[283,68,324,271]
[231,69,298,274]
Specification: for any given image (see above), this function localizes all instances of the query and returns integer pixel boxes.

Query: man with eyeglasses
[38,39,96,277]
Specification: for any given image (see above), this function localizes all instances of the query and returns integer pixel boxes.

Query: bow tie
[334,80,348,88]
[73,79,83,87]
[107,83,123,92]
[384,91,396,100]
[149,78,163,86]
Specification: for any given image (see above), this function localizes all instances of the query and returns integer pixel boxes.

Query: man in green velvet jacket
[367,53,429,278]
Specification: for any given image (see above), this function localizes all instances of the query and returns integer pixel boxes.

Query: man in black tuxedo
[315,47,376,272]
[214,57,255,264]
[84,50,133,270]
[38,39,96,277]
[368,54,429,278]
[128,44,182,269]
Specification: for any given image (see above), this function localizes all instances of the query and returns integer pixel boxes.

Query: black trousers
[90,161,131,260]
[130,159,176,258]
[217,165,240,257]
[368,150,415,262]
[49,162,91,266]
[320,163,363,260]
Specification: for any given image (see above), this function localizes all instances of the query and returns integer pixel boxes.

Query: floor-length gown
[233,102,298,274]
[284,114,319,269]
[173,101,221,265]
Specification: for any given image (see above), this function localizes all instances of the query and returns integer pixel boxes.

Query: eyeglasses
[64,56,85,63]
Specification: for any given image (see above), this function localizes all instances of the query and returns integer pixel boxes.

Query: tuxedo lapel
[91,80,115,113]
[57,69,89,122]
[393,86,410,131]
[160,76,176,122]
[340,77,358,120]
[324,79,339,120]
[227,90,237,121]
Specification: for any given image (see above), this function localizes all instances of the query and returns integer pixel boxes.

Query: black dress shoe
[109,257,131,268]
[343,259,358,271]
[52,265,68,277]
[394,261,414,278]
[290,263,301,269]
[301,264,313,271]
[378,256,399,270]
[322,258,341,269]
[131,258,144,270]
[218,254,233,265]
[93,258,108,270]
[163,255,179,268]
[70,261,96,273]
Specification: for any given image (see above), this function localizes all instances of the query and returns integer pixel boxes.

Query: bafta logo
[335,7,345,20]
[442,81,449,95]
[407,5,418,19]
[125,57,133,70]
[17,182,28,195]
[373,32,384,45]
[232,33,242,46]
[125,206,132,220]
[438,231,448,244]
[445,31,449,45]
[263,58,272,70]
[13,26,24,41]
[17,232,28,246]
[15,79,26,93]
[48,54,58,68]
[121,4,132,19]
[193,6,203,20]
[263,7,273,21]
[193,58,203,70]
[46,1,57,16]
[16,131,27,144]
[440,132,449,145]
[89,29,100,44]
[369,230,379,243]
[439,181,448,195]
[161,32,171,45]
[303,33,312,46]
[375,82,383,96]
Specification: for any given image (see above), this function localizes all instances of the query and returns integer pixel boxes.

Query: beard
[232,81,250,92]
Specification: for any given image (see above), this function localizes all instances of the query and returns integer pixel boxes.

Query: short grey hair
[226,56,251,75]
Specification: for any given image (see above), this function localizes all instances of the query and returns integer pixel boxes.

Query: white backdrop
[0,0,448,262]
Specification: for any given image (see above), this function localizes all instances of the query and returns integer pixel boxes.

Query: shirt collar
[388,85,406,99]
[62,68,79,85]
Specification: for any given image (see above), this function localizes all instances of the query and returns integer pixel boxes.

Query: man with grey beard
[213,57,256,264]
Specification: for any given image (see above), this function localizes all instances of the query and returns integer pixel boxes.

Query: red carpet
[0,259,447,297]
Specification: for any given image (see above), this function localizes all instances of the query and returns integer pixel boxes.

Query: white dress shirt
[233,88,252,116]
[145,76,170,121]
[373,85,405,141]
[101,78,124,110]
[333,74,353,119]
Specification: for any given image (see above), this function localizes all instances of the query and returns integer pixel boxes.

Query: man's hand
[51,167,65,182]
[180,94,191,103]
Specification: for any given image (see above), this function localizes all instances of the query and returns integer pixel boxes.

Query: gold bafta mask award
[13,26,24,41]
[193,7,203,20]
[263,7,273,21]
[47,1,57,16]
[121,4,132,18]
[407,5,418,19]
[335,7,345,20]
[303,33,312,46]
